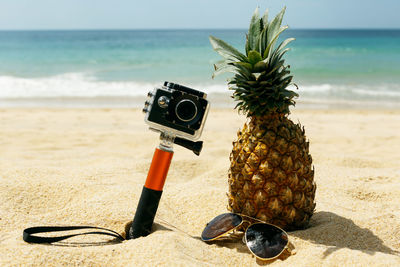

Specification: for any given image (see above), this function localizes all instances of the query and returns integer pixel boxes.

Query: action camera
[143,82,210,140]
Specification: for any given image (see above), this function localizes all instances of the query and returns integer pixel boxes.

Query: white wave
[200,83,334,95]
[298,83,400,100]
[0,73,158,98]
[294,84,333,93]
[1,73,400,104]
[352,88,400,97]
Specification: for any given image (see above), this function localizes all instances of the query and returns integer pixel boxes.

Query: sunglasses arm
[127,133,174,239]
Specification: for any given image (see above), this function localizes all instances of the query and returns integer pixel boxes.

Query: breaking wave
[1,73,400,108]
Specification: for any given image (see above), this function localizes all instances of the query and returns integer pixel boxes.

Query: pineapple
[209,7,316,230]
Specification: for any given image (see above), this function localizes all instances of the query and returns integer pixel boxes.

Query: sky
[0,0,399,30]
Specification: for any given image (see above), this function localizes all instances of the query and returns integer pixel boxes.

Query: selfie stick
[128,132,202,239]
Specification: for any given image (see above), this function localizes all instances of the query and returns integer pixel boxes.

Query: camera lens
[175,99,197,122]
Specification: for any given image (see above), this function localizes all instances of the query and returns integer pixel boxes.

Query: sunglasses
[201,213,289,260]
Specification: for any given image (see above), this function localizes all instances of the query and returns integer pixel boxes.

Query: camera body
[143,82,210,140]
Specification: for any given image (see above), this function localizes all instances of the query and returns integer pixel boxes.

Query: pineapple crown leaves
[209,6,298,116]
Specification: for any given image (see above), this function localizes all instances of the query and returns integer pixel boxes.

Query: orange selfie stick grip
[144,148,174,191]
[129,148,173,239]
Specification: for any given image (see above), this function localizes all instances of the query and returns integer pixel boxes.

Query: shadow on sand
[125,212,399,263]
[197,211,400,263]
[291,211,399,258]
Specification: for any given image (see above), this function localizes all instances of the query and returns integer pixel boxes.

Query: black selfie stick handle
[129,186,162,239]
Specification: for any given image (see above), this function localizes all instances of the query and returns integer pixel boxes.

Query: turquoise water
[0,29,399,106]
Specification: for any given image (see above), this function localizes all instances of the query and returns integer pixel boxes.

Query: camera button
[158,96,169,108]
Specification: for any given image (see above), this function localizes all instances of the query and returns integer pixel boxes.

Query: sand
[1,108,399,266]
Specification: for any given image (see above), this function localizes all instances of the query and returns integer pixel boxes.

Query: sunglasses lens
[201,213,242,241]
[245,223,288,259]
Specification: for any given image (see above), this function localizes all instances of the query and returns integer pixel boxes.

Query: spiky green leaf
[263,25,288,59]
[246,7,261,55]
[253,61,267,72]
[212,64,238,79]
[266,6,286,46]
[248,50,263,65]
[280,89,299,98]
[209,36,247,62]
[236,62,254,72]
[261,9,269,29]
[276,38,295,54]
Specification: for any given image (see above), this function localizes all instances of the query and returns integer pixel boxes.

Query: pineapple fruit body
[228,115,316,230]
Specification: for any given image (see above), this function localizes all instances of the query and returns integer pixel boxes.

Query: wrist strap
[23,226,125,244]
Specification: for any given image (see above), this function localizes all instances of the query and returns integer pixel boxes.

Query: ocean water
[0,29,399,108]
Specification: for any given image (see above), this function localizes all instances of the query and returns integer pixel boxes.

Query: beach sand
[1,108,399,266]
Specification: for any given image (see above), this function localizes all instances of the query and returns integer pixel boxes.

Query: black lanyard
[23,226,124,244]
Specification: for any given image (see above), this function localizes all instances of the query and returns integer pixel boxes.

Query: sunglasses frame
[201,213,290,260]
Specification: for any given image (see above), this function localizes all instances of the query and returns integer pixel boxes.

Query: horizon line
[0,27,399,31]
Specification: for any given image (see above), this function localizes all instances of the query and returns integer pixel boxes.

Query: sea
[0,29,399,108]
